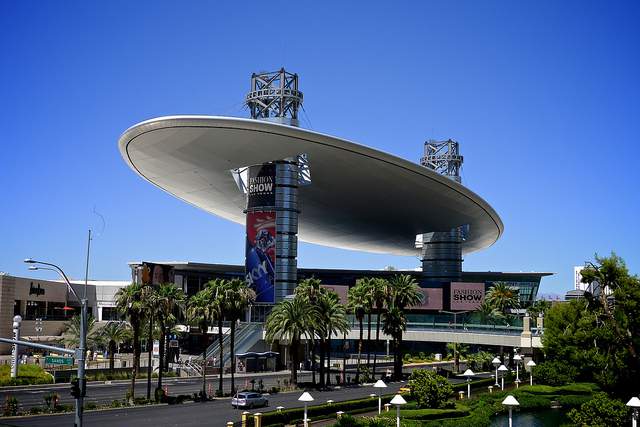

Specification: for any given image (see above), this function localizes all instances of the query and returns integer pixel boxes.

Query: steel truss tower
[243,69,308,302]
[246,68,303,127]
[420,139,464,282]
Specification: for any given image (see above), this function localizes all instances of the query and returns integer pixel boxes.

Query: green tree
[408,369,453,409]
[371,278,388,380]
[149,283,185,395]
[98,321,131,371]
[568,392,630,427]
[115,282,145,398]
[527,298,552,319]
[224,278,256,395]
[485,282,520,315]
[265,296,316,385]
[205,278,228,394]
[316,289,349,386]
[382,274,422,380]
[187,288,214,398]
[543,253,640,395]
[348,281,368,383]
[446,342,469,373]
[295,278,322,386]
[61,314,98,350]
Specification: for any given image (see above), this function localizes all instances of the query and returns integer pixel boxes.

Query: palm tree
[187,288,214,398]
[61,314,99,350]
[371,278,389,380]
[358,278,376,371]
[98,321,131,371]
[205,278,228,394]
[316,290,348,386]
[485,282,520,316]
[150,283,185,395]
[383,275,422,380]
[115,283,144,398]
[141,285,156,400]
[348,282,367,383]
[224,279,255,395]
[265,296,316,385]
[295,278,323,386]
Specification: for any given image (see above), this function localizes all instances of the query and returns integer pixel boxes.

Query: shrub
[408,370,453,409]
[533,361,578,386]
[567,392,630,427]
[84,401,98,410]
[0,364,54,386]
[3,395,19,417]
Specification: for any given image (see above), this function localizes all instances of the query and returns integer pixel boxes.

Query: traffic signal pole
[75,299,87,427]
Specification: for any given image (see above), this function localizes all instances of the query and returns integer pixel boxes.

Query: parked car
[231,392,269,409]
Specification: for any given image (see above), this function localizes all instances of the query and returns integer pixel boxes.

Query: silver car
[231,392,269,409]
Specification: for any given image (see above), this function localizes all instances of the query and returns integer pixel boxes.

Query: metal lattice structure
[421,139,463,183]
[246,68,303,127]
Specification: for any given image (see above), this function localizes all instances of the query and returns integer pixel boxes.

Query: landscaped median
[0,365,53,387]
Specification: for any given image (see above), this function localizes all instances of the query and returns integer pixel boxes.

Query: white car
[231,392,269,409]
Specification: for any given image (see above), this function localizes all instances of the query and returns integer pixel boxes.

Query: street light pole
[25,259,86,427]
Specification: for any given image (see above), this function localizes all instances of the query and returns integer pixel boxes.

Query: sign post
[11,315,22,378]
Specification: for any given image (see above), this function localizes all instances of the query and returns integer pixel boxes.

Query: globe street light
[492,357,501,386]
[373,379,387,414]
[25,258,87,427]
[513,354,522,386]
[526,360,536,386]
[498,365,508,390]
[627,397,640,427]
[298,392,314,427]
[462,369,475,398]
[502,395,520,427]
[390,394,407,427]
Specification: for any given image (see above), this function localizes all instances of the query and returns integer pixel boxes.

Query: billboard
[321,284,349,304]
[450,282,485,311]
[247,163,276,209]
[245,211,276,303]
[416,287,443,310]
[139,262,175,286]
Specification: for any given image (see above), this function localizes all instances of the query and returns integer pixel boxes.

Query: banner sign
[245,211,276,303]
[139,262,175,286]
[320,285,349,304]
[247,163,276,209]
[417,288,443,310]
[450,282,485,310]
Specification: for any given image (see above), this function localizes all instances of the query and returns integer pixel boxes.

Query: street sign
[45,356,73,366]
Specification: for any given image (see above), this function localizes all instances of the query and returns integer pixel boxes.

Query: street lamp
[502,395,520,427]
[373,379,387,414]
[526,360,536,386]
[627,397,640,427]
[492,357,501,386]
[25,258,87,427]
[390,394,407,427]
[298,391,314,427]
[513,354,522,386]
[498,365,508,390]
[462,369,475,398]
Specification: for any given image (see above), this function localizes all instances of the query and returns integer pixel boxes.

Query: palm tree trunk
[109,341,115,371]
[202,343,207,399]
[326,334,331,386]
[230,320,236,396]
[319,338,326,388]
[157,326,165,395]
[291,339,299,385]
[373,312,380,380]
[342,333,347,385]
[131,315,140,399]
[366,311,372,370]
[356,316,363,383]
[311,339,316,386]
[218,317,224,394]
[146,313,153,400]
[394,332,403,380]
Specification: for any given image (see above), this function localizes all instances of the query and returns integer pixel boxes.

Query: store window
[25,300,46,320]
[46,302,67,320]
[14,300,22,316]
[101,307,121,321]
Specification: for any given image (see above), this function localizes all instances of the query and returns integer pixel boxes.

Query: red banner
[245,211,276,303]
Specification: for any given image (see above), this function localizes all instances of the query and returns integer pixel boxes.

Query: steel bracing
[246,68,303,127]
[421,139,463,183]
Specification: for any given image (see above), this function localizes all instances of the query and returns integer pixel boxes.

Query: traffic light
[70,378,80,398]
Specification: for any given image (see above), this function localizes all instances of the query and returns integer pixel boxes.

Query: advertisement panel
[416,288,443,310]
[245,211,276,303]
[247,163,276,209]
[139,262,175,286]
[450,282,485,310]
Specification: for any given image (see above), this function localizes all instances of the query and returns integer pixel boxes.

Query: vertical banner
[245,211,276,303]
[247,163,276,209]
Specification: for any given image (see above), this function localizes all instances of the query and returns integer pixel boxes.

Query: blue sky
[1,1,638,295]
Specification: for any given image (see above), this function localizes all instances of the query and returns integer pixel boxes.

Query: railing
[348,321,524,336]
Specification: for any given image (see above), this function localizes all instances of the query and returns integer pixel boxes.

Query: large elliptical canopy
[118,116,503,256]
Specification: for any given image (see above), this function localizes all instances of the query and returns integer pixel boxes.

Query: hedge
[0,365,53,386]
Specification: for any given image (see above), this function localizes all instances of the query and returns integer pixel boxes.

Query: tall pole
[11,316,22,378]
[147,312,153,400]
[76,299,87,427]
[508,407,513,427]
[396,405,400,427]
